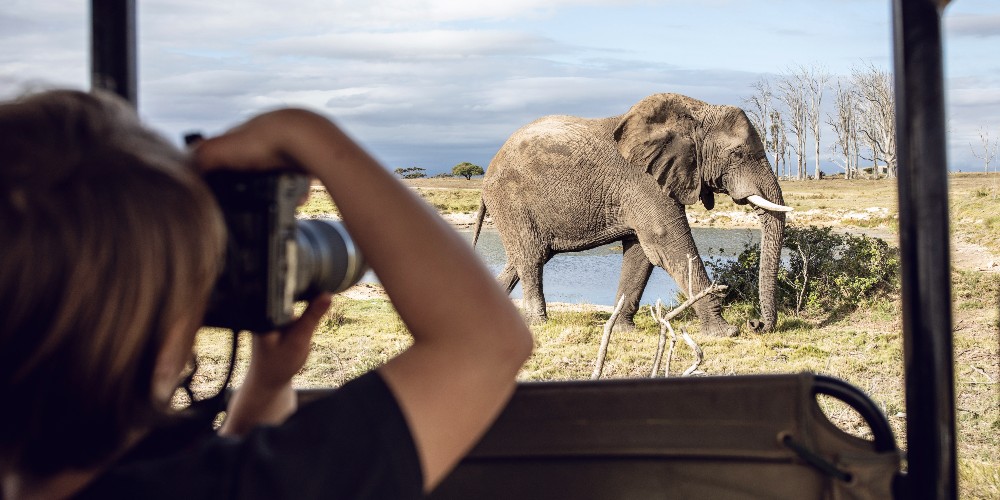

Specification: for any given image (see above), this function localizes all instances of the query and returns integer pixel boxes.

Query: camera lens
[295,219,367,299]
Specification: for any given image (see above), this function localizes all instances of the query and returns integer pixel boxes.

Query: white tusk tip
[747,195,794,212]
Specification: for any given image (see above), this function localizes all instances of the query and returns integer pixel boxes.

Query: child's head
[0,89,226,477]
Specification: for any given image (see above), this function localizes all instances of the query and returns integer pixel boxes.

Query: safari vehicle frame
[90,0,958,497]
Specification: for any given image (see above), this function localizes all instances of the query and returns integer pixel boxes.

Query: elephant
[471,93,791,337]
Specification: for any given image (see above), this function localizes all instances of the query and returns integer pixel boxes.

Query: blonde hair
[0,90,225,476]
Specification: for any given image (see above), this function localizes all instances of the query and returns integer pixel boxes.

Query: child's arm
[196,109,533,491]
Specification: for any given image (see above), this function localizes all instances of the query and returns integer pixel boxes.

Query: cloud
[261,30,564,60]
[139,0,656,42]
[949,86,1000,108]
[0,14,45,37]
[945,14,1000,38]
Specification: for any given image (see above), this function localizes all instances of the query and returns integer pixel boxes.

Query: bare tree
[803,65,831,180]
[858,105,884,178]
[789,65,830,179]
[769,110,789,178]
[744,77,774,169]
[828,78,861,179]
[778,68,810,180]
[852,63,896,178]
[970,125,999,173]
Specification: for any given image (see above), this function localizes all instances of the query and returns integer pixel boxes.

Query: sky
[2,0,998,175]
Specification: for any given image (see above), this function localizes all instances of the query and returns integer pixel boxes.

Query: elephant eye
[729,146,752,161]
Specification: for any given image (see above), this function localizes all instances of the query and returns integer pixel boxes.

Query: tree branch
[649,281,726,377]
[592,294,627,380]
[661,282,729,323]
[679,327,705,376]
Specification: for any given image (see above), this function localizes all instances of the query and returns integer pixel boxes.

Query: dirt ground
[952,233,1000,273]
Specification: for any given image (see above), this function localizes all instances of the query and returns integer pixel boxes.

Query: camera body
[203,171,366,332]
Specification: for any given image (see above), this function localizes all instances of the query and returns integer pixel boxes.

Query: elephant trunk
[755,192,786,332]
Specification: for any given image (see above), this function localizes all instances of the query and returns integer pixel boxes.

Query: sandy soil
[951,233,1000,273]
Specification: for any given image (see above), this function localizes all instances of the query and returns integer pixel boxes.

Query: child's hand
[246,293,331,390]
[193,109,334,176]
[220,293,332,436]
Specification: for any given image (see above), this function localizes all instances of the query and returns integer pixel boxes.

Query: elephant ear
[613,94,702,206]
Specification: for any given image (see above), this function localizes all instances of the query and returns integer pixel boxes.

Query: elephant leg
[493,214,549,324]
[515,255,548,325]
[655,243,738,338]
[612,238,653,332]
[496,263,519,294]
[635,209,738,338]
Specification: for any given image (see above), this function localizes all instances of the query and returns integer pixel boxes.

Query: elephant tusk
[747,195,794,212]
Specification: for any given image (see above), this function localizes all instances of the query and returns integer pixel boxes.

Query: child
[0,89,532,499]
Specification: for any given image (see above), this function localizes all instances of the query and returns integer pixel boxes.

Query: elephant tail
[472,198,487,248]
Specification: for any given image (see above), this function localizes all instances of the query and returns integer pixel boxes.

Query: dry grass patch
[949,173,1000,255]
[413,187,482,213]
[405,177,483,190]
[297,188,339,218]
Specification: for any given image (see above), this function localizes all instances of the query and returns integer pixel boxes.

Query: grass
[412,187,482,213]
[297,188,339,218]
[406,177,483,190]
[296,179,484,218]
[229,174,999,497]
[949,174,1000,255]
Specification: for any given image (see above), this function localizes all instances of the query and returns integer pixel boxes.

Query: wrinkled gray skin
[472,93,787,337]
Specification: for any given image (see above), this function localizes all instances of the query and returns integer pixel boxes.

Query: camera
[201,171,367,332]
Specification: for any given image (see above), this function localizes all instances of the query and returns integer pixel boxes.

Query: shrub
[707,225,899,316]
[452,162,485,180]
[393,167,427,179]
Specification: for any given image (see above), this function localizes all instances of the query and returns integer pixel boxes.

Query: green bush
[707,225,899,316]
[393,167,427,179]
[452,162,485,180]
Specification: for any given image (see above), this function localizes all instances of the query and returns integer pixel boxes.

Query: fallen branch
[650,300,675,377]
[679,326,704,376]
[652,300,704,377]
[661,282,729,323]
[597,256,727,379]
[649,276,724,377]
[970,365,996,384]
[592,294,627,380]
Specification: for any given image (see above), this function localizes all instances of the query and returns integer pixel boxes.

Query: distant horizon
[397,168,1000,180]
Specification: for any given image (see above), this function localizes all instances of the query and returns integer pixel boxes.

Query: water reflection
[363,226,760,307]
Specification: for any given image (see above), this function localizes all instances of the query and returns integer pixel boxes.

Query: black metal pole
[90,0,137,106]
[892,1,957,498]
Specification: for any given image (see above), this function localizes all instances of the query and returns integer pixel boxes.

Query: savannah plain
[193,173,1000,498]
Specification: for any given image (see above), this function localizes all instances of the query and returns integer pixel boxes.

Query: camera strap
[180,329,240,417]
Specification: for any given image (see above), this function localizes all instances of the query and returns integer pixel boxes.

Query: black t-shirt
[75,371,423,500]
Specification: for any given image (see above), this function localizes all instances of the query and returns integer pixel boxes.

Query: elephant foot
[702,319,739,338]
[611,317,637,334]
[747,318,775,333]
[524,312,548,325]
